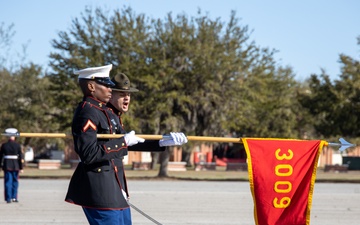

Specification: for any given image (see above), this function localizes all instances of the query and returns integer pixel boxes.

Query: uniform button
[122,143,125,146]
[115,145,118,148]
[97,168,101,172]
[107,147,111,150]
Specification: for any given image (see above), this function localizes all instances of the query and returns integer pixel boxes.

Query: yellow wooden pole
[14,132,241,143]
[186,136,241,143]
[18,133,73,138]
[6,132,334,146]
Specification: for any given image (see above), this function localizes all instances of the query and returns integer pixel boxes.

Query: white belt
[4,155,18,159]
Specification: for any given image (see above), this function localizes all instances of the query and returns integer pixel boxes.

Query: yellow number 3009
[273,148,294,209]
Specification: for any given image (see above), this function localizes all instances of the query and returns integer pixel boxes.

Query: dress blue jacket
[65,96,164,209]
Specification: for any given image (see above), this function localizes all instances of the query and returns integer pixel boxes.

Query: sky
[0,0,359,81]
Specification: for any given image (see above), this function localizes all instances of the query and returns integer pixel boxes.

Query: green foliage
[298,38,360,139]
[233,65,301,138]
[0,64,64,151]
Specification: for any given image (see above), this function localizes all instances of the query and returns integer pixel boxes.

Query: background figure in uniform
[106,72,188,224]
[0,128,23,203]
[65,64,187,225]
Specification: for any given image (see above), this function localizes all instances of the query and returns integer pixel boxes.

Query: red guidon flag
[242,138,325,225]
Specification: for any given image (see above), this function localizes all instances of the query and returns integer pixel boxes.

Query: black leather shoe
[12,199,18,203]
[6,200,11,203]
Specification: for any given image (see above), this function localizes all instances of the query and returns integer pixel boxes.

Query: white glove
[124,130,145,146]
[159,132,188,147]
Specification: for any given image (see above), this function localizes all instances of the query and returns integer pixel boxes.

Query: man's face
[109,91,131,113]
[90,81,113,103]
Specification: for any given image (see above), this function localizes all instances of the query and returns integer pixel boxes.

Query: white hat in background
[74,64,115,87]
[5,128,18,135]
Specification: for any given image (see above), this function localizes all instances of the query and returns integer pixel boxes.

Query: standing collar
[107,102,123,117]
[83,96,108,109]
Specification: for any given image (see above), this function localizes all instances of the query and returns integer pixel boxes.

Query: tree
[298,36,360,139]
[48,6,306,177]
[0,64,59,152]
[48,7,154,131]
[0,22,58,153]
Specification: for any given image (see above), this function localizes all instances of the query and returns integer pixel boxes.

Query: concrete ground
[0,179,359,225]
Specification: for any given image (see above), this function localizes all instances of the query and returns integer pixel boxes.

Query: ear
[88,81,96,92]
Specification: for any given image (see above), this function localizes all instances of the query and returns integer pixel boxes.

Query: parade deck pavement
[0,178,360,225]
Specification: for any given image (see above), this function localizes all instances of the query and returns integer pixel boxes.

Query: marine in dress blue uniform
[0,128,23,203]
[65,65,187,225]
[65,65,158,225]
